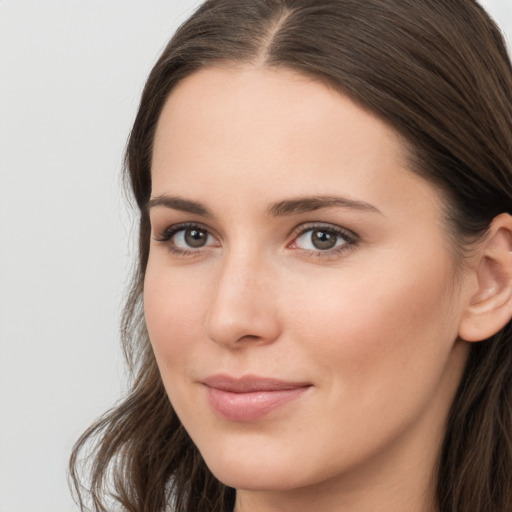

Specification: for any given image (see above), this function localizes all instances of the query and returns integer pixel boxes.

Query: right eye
[155,223,219,254]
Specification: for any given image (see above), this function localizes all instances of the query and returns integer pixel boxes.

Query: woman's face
[145,66,471,506]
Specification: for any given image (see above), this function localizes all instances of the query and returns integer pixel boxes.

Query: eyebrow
[147,195,212,216]
[146,194,382,217]
[267,195,382,216]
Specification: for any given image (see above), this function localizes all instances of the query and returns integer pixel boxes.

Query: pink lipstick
[202,375,311,421]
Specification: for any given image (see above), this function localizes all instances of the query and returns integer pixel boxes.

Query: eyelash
[290,222,358,258]
[154,222,217,256]
[154,221,359,258]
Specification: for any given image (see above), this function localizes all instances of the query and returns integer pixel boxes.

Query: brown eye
[311,230,337,250]
[292,224,355,254]
[184,227,208,248]
[158,224,218,252]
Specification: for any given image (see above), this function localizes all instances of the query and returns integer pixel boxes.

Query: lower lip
[205,386,310,422]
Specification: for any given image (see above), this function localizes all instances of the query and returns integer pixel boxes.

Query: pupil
[312,230,336,250]
[185,228,207,248]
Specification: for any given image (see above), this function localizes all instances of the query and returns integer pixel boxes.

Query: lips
[202,375,311,422]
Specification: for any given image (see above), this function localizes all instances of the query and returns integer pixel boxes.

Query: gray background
[0,1,511,510]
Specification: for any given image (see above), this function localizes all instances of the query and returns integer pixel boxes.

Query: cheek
[143,261,209,374]
[289,253,461,399]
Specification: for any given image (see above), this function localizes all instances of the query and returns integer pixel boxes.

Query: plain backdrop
[0,1,511,511]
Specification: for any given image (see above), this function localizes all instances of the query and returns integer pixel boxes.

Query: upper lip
[202,374,312,393]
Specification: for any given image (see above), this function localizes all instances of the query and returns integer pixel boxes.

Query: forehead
[151,65,442,221]
[153,65,402,161]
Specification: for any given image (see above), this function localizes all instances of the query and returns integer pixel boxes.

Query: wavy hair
[70,1,512,510]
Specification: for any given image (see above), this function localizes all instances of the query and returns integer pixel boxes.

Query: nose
[205,250,281,349]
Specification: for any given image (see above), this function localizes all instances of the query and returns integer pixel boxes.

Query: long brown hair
[70,1,512,510]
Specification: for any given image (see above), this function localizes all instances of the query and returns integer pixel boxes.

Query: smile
[202,375,312,422]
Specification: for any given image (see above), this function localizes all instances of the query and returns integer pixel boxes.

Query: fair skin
[144,65,512,512]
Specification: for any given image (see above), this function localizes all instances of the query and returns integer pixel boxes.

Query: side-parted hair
[70,1,512,511]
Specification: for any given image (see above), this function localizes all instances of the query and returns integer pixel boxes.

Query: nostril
[240,335,260,341]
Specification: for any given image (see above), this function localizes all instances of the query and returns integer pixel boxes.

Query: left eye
[293,226,352,251]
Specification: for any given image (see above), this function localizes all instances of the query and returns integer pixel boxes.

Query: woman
[70,0,512,511]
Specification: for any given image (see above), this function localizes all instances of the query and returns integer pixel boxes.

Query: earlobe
[458,213,512,342]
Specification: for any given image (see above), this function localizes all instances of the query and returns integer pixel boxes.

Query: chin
[209,464,303,492]
[200,445,312,491]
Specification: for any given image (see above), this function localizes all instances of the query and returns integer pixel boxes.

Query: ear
[458,213,512,342]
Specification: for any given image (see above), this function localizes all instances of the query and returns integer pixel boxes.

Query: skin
[144,65,475,512]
